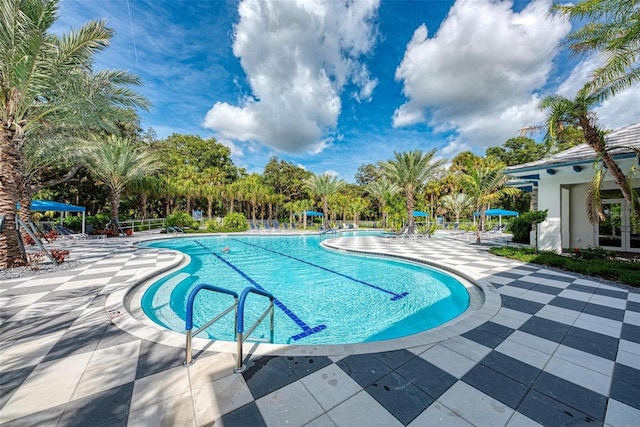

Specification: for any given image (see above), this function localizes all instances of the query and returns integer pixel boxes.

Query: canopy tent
[30,200,86,233]
[474,208,519,227]
[303,211,323,216]
[412,210,428,217]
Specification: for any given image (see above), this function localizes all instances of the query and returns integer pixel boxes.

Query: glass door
[598,200,623,249]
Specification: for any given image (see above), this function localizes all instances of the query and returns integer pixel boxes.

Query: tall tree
[262,156,312,202]
[85,135,162,234]
[304,174,345,228]
[0,0,149,267]
[459,158,519,244]
[440,193,473,225]
[552,0,640,101]
[365,180,399,228]
[380,150,445,232]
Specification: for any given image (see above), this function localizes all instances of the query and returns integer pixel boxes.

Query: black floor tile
[336,353,393,388]
[242,356,298,399]
[501,297,544,315]
[621,323,640,344]
[136,340,184,379]
[396,357,457,399]
[366,371,433,425]
[530,272,574,282]
[566,283,598,294]
[479,351,541,387]
[531,284,564,295]
[43,324,109,362]
[96,324,140,350]
[627,301,640,312]
[609,378,640,411]
[519,316,570,343]
[583,303,625,321]
[58,382,134,427]
[613,363,640,386]
[0,310,81,341]
[594,287,628,299]
[373,349,415,370]
[549,296,587,312]
[281,355,332,379]
[509,280,537,291]
[218,402,267,427]
[0,306,23,322]
[532,372,607,421]
[462,322,514,349]
[518,390,603,427]
[0,365,36,409]
[563,327,619,361]
[462,364,528,409]
[494,272,525,280]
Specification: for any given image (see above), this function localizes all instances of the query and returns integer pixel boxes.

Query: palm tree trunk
[0,131,28,268]
[582,119,637,215]
[110,191,120,234]
[405,191,415,232]
[141,193,148,220]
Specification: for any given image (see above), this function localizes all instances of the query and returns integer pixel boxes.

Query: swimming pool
[141,234,470,345]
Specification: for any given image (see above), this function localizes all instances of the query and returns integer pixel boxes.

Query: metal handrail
[234,286,275,373]
[184,284,239,366]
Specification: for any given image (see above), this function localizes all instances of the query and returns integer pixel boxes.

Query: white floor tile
[544,357,611,396]
[327,391,403,427]
[256,381,324,427]
[192,373,253,425]
[300,364,362,411]
[438,382,514,427]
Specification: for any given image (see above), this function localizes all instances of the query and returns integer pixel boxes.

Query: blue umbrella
[412,210,428,217]
[303,211,323,217]
[474,209,519,227]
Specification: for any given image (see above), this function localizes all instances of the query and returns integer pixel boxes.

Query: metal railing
[234,287,274,373]
[183,284,274,373]
[184,284,238,366]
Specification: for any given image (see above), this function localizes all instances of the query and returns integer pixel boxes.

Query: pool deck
[1,231,639,426]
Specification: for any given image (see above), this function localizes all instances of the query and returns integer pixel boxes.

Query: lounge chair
[55,225,92,241]
[273,221,280,230]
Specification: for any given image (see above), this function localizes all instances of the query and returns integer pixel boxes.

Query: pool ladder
[183,284,274,373]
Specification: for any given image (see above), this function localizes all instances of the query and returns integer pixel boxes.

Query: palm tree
[440,193,473,225]
[304,174,345,228]
[459,159,519,244]
[380,150,445,233]
[127,175,161,220]
[366,180,399,228]
[199,167,225,220]
[0,0,149,268]
[540,93,639,220]
[552,0,640,101]
[85,135,162,234]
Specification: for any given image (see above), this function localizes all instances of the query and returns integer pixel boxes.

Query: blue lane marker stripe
[230,238,408,301]
[193,240,326,341]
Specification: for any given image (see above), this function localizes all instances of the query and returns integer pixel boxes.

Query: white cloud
[204,0,380,154]
[393,0,571,148]
[323,169,340,177]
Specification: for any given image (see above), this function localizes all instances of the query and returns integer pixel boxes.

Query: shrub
[510,210,548,244]
[489,246,639,287]
[166,212,199,229]
[570,246,612,260]
[222,212,249,232]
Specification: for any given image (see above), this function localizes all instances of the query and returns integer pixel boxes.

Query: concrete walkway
[1,232,638,426]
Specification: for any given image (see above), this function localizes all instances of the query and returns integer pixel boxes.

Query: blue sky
[56,0,639,182]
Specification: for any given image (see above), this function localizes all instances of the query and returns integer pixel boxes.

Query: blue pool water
[141,234,469,345]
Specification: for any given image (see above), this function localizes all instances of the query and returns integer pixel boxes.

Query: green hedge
[490,247,640,287]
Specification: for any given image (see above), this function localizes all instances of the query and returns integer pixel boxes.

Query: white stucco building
[505,122,640,253]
